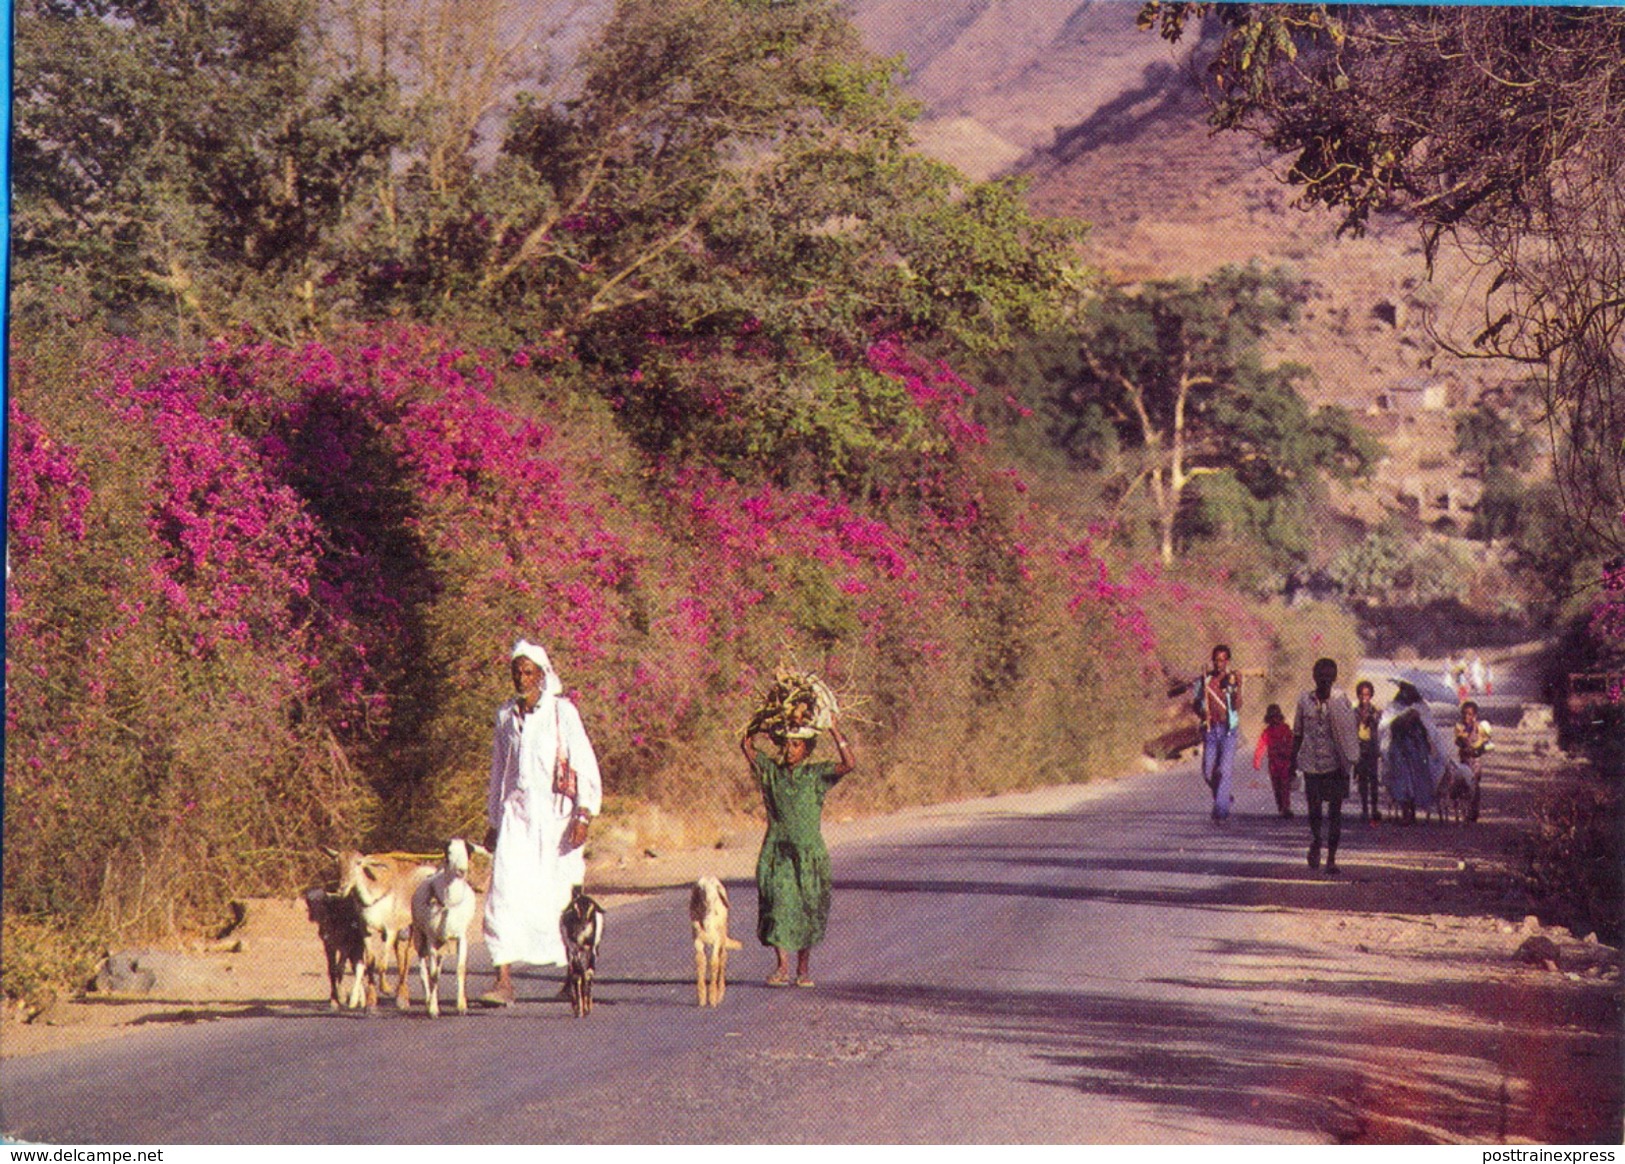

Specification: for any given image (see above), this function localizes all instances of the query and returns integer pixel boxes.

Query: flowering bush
[261,336,636,737]
[5,345,375,933]
[109,353,326,659]
[865,340,988,451]
[1590,546,1625,692]
[5,323,1355,992]
[6,404,91,565]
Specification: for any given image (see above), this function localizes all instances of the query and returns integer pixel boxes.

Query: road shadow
[874,801,1536,927]
[126,1000,338,1026]
[819,976,1619,1144]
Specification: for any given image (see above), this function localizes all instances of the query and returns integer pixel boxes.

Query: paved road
[0,756,1470,1145]
[5,688,1605,1145]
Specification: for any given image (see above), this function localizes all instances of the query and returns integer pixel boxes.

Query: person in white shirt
[1290,658,1359,875]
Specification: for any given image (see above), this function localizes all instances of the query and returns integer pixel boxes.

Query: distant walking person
[1353,680,1383,824]
[1252,704,1295,818]
[1454,700,1494,823]
[1381,680,1443,825]
[1194,644,1243,821]
[1290,658,1359,875]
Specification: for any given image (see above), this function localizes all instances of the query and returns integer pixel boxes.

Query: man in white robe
[481,640,602,1005]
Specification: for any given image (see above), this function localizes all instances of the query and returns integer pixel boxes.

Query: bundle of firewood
[744,669,838,743]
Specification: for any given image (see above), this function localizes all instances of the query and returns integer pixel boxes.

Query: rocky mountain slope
[849,0,1539,543]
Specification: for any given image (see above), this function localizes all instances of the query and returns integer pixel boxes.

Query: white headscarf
[511,639,564,696]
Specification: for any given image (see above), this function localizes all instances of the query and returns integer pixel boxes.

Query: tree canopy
[1029,264,1378,565]
[14,0,1088,482]
[12,0,405,333]
[385,0,1088,475]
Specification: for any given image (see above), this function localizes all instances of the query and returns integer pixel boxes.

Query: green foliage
[778,557,862,649]
[1304,404,1383,482]
[1454,404,1538,476]
[372,0,1086,355]
[1470,466,1528,543]
[470,0,1084,471]
[12,0,406,337]
[1004,264,1378,564]
[590,340,950,488]
[1328,523,1475,607]
[1326,527,1409,606]
[1181,472,1310,586]
[1507,480,1611,614]
[1063,265,1309,449]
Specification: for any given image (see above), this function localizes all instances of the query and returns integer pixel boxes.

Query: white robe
[483,692,602,966]
[1378,699,1465,808]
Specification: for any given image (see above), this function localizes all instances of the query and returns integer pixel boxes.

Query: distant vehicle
[1559,671,1621,750]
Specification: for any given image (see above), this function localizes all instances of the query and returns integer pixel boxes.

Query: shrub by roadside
[1524,770,1623,947]
[1,913,108,1021]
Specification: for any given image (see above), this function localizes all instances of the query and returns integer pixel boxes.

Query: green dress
[753,753,843,950]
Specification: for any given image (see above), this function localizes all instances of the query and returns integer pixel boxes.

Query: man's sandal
[764,973,790,987]
[794,977,815,988]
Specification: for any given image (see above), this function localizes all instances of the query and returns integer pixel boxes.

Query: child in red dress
[1253,703,1296,818]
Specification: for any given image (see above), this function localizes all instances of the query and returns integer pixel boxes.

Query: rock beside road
[1514,934,1563,971]
[94,950,234,998]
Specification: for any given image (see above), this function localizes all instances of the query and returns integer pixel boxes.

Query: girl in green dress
[740,721,855,987]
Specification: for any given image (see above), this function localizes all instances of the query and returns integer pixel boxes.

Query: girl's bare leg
[767,948,791,985]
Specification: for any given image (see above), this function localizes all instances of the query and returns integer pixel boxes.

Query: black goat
[303,887,376,1009]
[559,885,606,1017]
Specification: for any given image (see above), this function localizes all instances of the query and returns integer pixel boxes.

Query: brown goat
[323,848,436,1009]
[303,887,381,1009]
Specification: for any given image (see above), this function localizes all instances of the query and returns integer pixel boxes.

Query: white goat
[690,876,742,1007]
[323,847,436,1009]
[410,838,488,1017]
